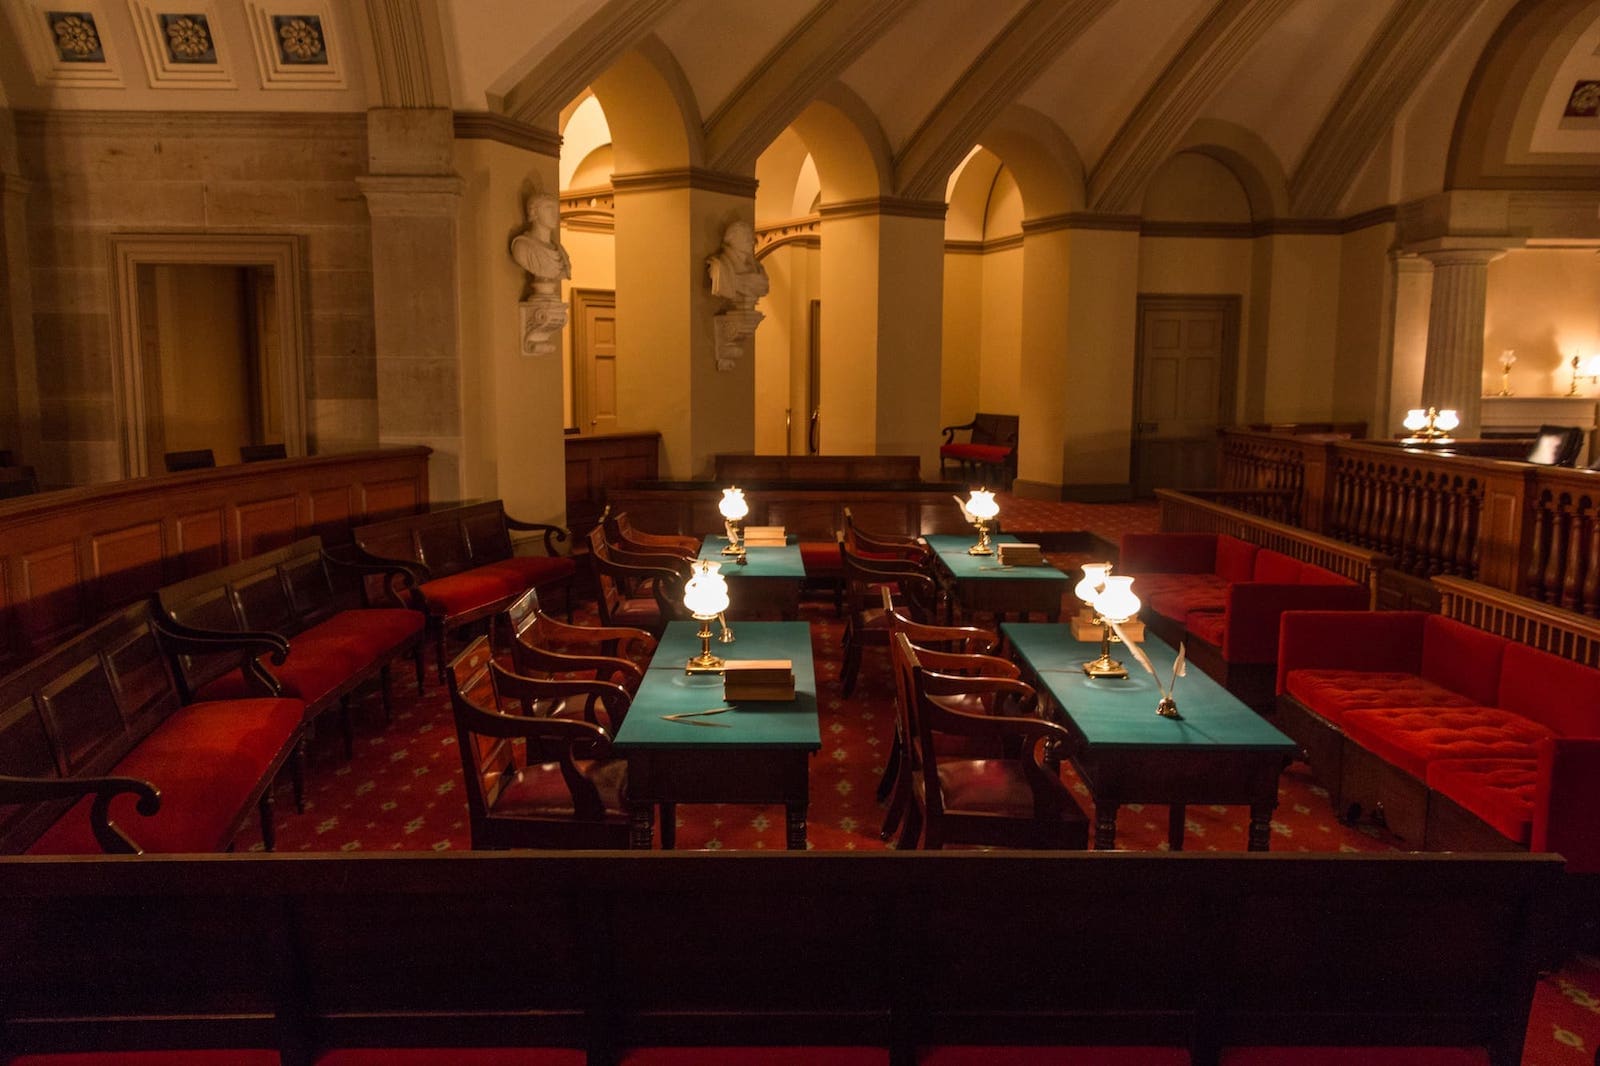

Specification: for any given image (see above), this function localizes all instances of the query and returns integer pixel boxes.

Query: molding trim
[610,167,757,197]
[14,109,365,138]
[1022,212,1141,234]
[818,196,947,221]
[755,215,819,259]
[1141,220,1256,239]
[560,185,615,232]
[496,0,675,126]
[944,239,985,256]
[452,112,560,157]
[1337,204,1398,233]
[363,0,450,108]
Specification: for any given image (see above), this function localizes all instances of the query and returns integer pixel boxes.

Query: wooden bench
[0,601,306,855]
[0,850,1560,1066]
[352,500,576,682]
[714,453,923,482]
[940,412,1019,488]
[155,535,426,758]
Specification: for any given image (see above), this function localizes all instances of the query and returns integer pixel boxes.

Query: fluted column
[1417,242,1511,439]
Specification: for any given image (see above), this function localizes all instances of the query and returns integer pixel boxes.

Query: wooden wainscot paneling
[18,544,84,653]
[565,431,662,537]
[307,486,355,546]
[89,522,166,615]
[360,476,425,523]
[234,495,301,559]
[174,508,227,579]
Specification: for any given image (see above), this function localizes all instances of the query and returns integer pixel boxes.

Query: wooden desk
[615,620,820,850]
[923,533,1071,623]
[1004,623,1298,851]
[701,535,805,619]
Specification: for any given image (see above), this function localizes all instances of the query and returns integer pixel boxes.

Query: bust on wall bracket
[510,189,570,357]
[707,219,768,371]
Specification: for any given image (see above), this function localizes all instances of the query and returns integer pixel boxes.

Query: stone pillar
[0,169,41,472]
[611,169,758,479]
[1016,218,1072,497]
[1385,253,1433,436]
[817,198,945,473]
[1417,242,1513,440]
[359,108,463,503]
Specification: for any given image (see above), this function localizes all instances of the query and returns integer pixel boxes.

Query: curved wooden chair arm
[490,660,635,729]
[538,615,656,656]
[0,773,162,854]
[506,516,571,556]
[332,547,426,607]
[916,663,1042,725]
[941,418,977,444]
[608,543,694,570]
[152,614,291,665]
[906,647,1019,679]
[880,587,994,652]
[510,643,644,689]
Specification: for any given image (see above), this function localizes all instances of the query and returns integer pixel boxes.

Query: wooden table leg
[629,803,655,850]
[785,803,808,850]
[1168,805,1186,851]
[1093,803,1119,850]
[660,803,676,850]
[1247,801,1275,851]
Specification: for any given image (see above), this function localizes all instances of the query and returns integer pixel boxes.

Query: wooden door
[1132,295,1239,496]
[573,289,618,433]
[805,299,821,454]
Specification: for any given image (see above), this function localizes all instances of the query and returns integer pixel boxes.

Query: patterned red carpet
[234,497,1596,1064]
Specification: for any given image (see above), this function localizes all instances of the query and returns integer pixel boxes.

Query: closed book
[743,525,787,546]
[1072,617,1144,642]
[998,543,1045,567]
[724,679,797,702]
[723,659,794,685]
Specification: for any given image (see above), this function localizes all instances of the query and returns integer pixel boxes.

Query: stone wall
[15,110,376,485]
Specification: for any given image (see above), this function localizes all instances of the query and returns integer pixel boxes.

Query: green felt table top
[700,537,807,579]
[614,621,821,750]
[1002,623,1298,752]
[922,533,1071,584]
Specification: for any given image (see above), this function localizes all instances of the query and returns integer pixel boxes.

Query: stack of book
[997,542,1045,567]
[742,525,787,548]
[723,659,796,701]
[1072,616,1145,642]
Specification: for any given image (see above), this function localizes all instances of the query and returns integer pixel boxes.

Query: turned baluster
[1583,500,1600,615]
[1526,496,1553,601]
[1397,476,1421,571]
[1542,497,1569,606]
[1424,477,1449,576]
[1564,499,1590,611]
[1439,481,1463,576]
[1379,472,1403,556]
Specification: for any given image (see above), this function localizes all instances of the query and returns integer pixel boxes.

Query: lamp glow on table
[683,560,732,673]
[1082,574,1139,680]
[719,487,748,557]
[1401,406,1459,443]
[964,488,999,556]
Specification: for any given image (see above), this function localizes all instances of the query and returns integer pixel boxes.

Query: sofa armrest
[329,548,425,608]
[151,615,290,698]
[507,516,571,557]
[1535,737,1600,875]
[1119,532,1216,575]
[1222,583,1370,664]
[1275,610,1427,694]
[0,773,161,854]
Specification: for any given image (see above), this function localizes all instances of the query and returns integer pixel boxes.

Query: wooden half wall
[0,448,430,671]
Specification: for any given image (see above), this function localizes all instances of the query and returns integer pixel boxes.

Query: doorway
[804,299,821,455]
[572,288,618,434]
[1131,294,1240,496]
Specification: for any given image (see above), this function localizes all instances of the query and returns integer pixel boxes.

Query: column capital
[1407,235,1523,265]
[357,174,464,217]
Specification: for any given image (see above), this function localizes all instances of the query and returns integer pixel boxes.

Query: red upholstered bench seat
[921,1047,1189,1064]
[194,608,424,707]
[622,1050,888,1066]
[1221,1049,1487,1065]
[7,1051,585,1066]
[8,1054,282,1066]
[1341,705,1554,780]
[1282,669,1478,727]
[939,442,1013,465]
[1425,757,1538,843]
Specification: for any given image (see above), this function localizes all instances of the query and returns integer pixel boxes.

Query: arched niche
[589,37,704,173]
[1174,119,1290,221]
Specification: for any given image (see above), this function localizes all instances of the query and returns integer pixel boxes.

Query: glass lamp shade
[1584,356,1600,378]
[1075,562,1113,605]
[719,487,749,522]
[683,560,730,619]
[1093,575,1141,624]
[1402,409,1428,433]
[1434,409,1460,433]
[965,488,999,521]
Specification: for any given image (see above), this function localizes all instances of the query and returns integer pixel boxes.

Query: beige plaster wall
[940,250,983,431]
[16,109,375,486]
[454,137,566,526]
[874,213,944,472]
[1486,248,1600,398]
[1333,222,1395,428]
[819,212,880,455]
[1061,228,1140,488]
[1389,258,1433,433]
[1254,234,1343,421]
[753,241,820,455]
[1143,152,1252,222]
[978,243,1023,416]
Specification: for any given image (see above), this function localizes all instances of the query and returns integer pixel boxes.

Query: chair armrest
[151,615,290,698]
[506,516,571,557]
[907,647,1021,680]
[1535,737,1600,874]
[538,615,656,658]
[493,666,635,730]
[1220,582,1370,664]
[325,548,425,608]
[511,644,645,691]
[0,773,161,854]
[941,419,977,445]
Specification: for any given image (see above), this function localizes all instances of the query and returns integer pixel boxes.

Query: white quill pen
[1107,619,1186,713]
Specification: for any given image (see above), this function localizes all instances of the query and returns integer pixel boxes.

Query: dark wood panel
[360,477,424,523]
[565,431,661,537]
[174,509,227,578]
[88,522,165,613]
[18,545,84,649]
[234,496,300,559]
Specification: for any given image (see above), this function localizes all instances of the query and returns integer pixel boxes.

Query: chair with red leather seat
[839,535,938,698]
[447,636,635,850]
[894,632,1088,850]
[491,587,652,698]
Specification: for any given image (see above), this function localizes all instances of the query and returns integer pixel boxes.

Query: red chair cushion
[1213,535,1258,582]
[1341,706,1554,779]
[1419,616,1507,706]
[317,1051,584,1066]
[1221,1049,1487,1065]
[1146,584,1228,626]
[1424,757,1536,844]
[480,555,578,591]
[941,443,1013,464]
[622,1050,889,1066]
[1185,610,1225,650]
[1282,670,1478,727]
[799,541,844,576]
[494,758,629,817]
[28,698,304,855]
[10,1054,281,1066]
[199,610,423,703]
[936,760,1034,815]
[419,570,519,616]
[1251,548,1301,584]
[1498,640,1600,737]
[922,1049,1189,1066]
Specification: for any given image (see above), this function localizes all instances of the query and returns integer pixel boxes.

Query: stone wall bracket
[520,294,568,357]
[712,308,763,371]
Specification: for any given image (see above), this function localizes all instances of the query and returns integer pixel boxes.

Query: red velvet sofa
[1119,532,1369,708]
[1277,609,1600,873]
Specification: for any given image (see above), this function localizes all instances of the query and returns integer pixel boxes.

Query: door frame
[1130,293,1241,490]
[109,233,307,477]
[571,287,616,434]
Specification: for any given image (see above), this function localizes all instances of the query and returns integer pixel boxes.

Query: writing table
[614,620,820,849]
[922,533,1071,623]
[1003,622,1298,851]
[700,536,805,619]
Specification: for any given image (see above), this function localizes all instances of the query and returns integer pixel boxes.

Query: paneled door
[573,289,618,433]
[1132,295,1239,496]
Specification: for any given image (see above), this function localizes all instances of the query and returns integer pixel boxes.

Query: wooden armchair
[843,506,931,564]
[939,412,1019,488]
[601,505,700,558]
[447,637,633,850]
[894,632,1088,850]
[839,534,938,698]
[586,526,692,637]
[491,587,651,705]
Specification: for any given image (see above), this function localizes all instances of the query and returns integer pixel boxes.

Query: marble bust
[510,192,571,296]
[707,220,768,308]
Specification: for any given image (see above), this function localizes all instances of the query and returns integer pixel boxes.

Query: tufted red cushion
[298,609,425,665]
[1282,670,1476,727]
[10,1054,281,1066]
[1220,1049,1487,1065]
[316,1050,583,1066]
[28,698,304,855]
[622,1050,889,1066]
[1425,758,1536,844]
[1214,535,1258,582]
[1126,574,1228,605]
[1341,706,1554,779]
[1146,585,1228,626]
[419,570,518,616]
[493,758,629,818]
[941,443,1013,464]
[1185,611,1225,649]
[1120,533,1216,575]
[1498,641,1600,737]
[921,1048,1189,1065]
[1419,616,1506,706]
[481,555,578,591]
[1251,549,1301,584]
[935,760,1035,815]
[799,541,843,575]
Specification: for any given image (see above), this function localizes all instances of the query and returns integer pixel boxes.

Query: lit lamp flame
[718,487,748,557]
[683,560,731,673]
[1401,406,1458,443]
[1082,575,1140,679]
[965,488,999,556]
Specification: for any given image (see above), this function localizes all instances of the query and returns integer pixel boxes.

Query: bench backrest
[0,602,182,853]
[714,454,923,482]
[154,535,351,695]
[352,500,514,580]
[969,411,1019,447]
[0,850,1559,1066]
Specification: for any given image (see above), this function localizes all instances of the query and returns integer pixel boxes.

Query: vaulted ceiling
[4,0,1598,217]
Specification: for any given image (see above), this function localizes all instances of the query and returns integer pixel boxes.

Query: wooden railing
[1217,429,1600,615]
[1436,575,1600,667]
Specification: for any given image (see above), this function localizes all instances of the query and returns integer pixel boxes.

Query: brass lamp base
[1081,655,1128,679]
[967,521,994,556]
[685,620,726,674]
